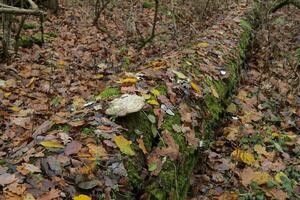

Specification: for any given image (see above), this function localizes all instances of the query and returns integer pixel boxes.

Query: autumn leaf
[210,85,219,98]
[191,81,201,94]
[226,103,237,113]
[275,172,289,184]
[116,77,137,84]
[197,42,210,48]
[254,144,275,159]
[73,194,91,200]
[253,171,272,185]
[87,143,108,160]
[0,173,17,186]
[147,99,159,106]
[231,149,255,165]
[40,140,64,148]
[172,69,188,79]
[114,135,135,156]
[137,137,148,154]
[23,193,36,200]
[151,89,160,97]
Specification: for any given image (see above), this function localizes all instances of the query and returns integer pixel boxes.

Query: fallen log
[96,2,262,199]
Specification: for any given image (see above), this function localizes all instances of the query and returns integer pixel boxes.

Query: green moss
[204,95,223,121]
[23,22,37,30]
[156,85,168,96]
[117,112,153,150]
[97,87,120,100]
[126,155,144,190]
[161,113,181,132]
[17,36,33,48]
[142,1,154,9]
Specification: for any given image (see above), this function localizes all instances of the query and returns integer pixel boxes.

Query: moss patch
[96,87,120,100]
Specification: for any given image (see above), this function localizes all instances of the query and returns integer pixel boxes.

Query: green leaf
[148,163,157,172]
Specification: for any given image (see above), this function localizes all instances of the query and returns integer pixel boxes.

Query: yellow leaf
[191,82,201,94]
[87,143,108,160]
[58,60,65,66]
[142,94,151,100]
[10,106,21,112]
[4,92,11,97]
[73,194,91,200]
[114,135,135,156]
[26,77,36,88]
[40,140,64,148]
[185,61,193,66]
[226,103,237,113]
[95,74,104,79]
[23,193,36,200]
[197,42,210,48]
[151,89,160,97]
[253,172,272,185]
[172,69,187,79]
[231,149,255,165]
[137,137,148,154]
[210,85,219,98]
[73,97,86,109]
[147,99,159,106]
[275,172,288,184]
[116,77,137,84]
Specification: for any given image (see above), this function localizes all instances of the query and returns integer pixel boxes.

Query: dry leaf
[191,81,201,94]
[137,137,148,154]
[0,173,17,186]
[40,140,64,148]
[73,194,91,200]
[87,143,108,160]
[114,135,135,156]
[231,149,255,165]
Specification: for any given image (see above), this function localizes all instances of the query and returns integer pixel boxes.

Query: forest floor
[0,0,299,200]
[189,6,300,200]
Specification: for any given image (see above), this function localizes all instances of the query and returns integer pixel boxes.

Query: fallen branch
[0,7,42,15]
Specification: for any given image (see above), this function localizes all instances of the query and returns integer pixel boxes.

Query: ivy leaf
[114,135,135,156]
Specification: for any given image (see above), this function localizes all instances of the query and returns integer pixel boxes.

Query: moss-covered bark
[111,3,262,200]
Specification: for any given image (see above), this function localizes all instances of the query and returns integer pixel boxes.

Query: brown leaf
[11,117,31,129]
[0,173,17,186]
[32,120,54,137]
[68,120,85,127]
[64,141,82,156]
[137,137,148,154]
[159,130,179,160]
[179,103,192,124]
[4,182,27,195]
[240,167,256,187]
[37,188,61,200]
[154,108,165,129]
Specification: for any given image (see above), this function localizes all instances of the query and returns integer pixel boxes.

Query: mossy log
[270,0,300,12]
[104,3,262,200]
